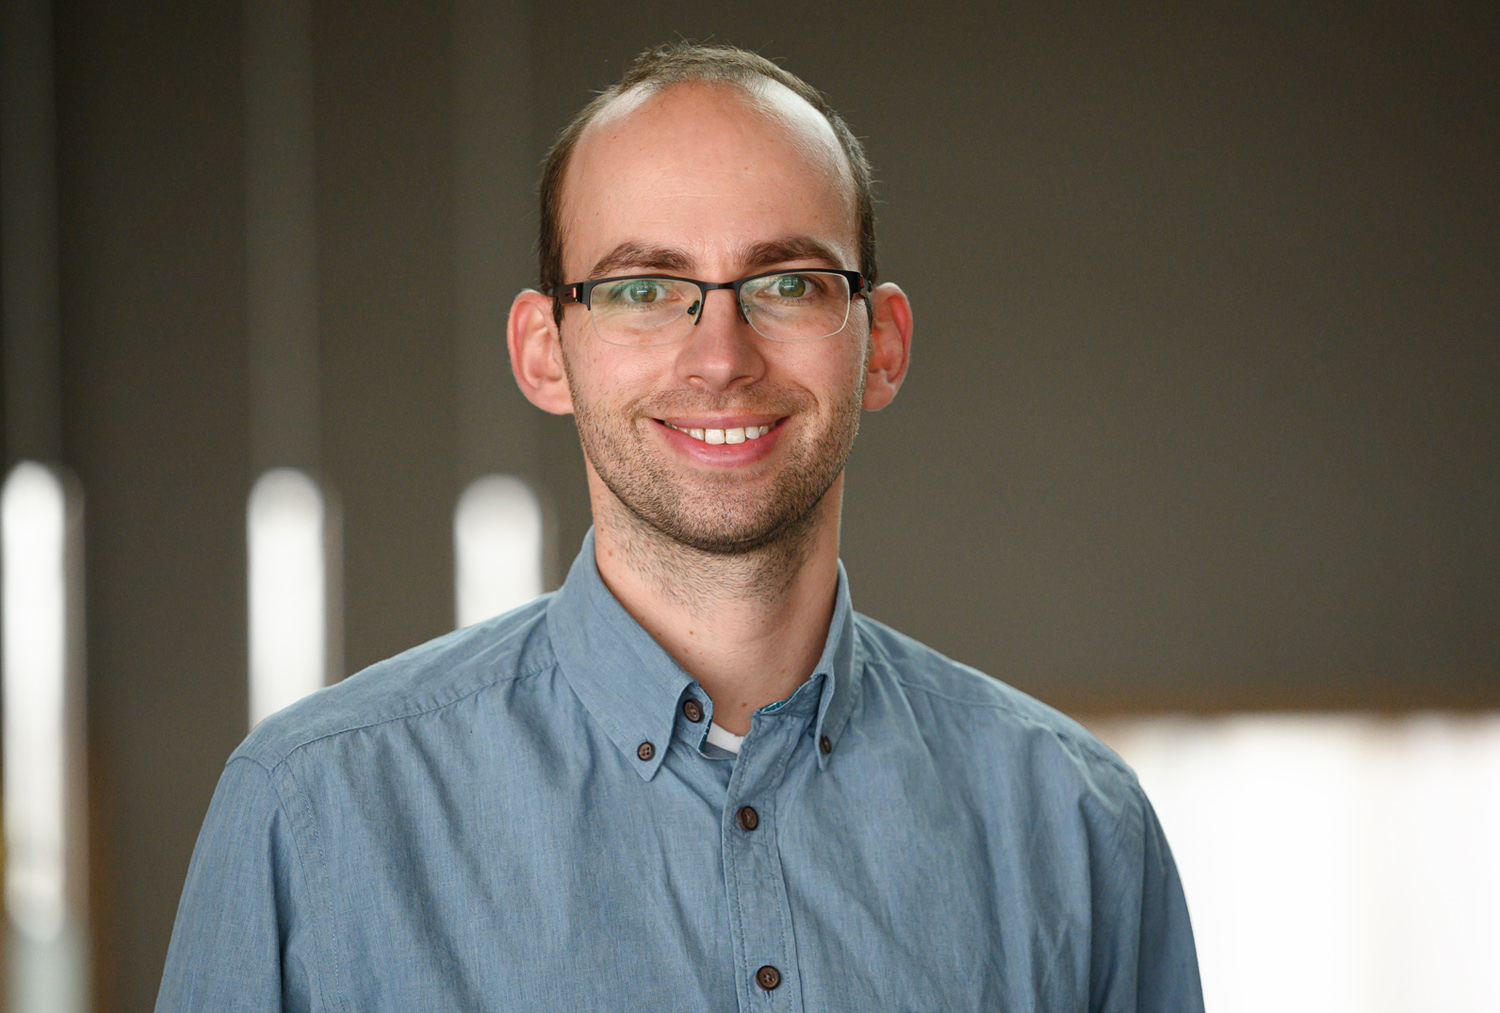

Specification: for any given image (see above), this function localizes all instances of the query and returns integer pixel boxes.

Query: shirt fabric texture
[157,532,1204,1012]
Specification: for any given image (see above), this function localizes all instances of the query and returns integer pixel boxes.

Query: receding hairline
[557,78,861,272]
[588,74,844,149]
[537,42,880,317]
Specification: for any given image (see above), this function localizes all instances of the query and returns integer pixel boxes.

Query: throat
[592,493,843,730]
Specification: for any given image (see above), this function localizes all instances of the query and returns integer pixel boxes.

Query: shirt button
[682,698,704,723]
[820,735,832,755]
[737,805,760,832]
[755,965,781,991]
[637,741,655,762]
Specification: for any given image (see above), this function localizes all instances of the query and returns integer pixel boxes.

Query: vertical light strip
[5,1,89,1007]
[455,475,543,628]
[3,462,88,1013]
[1091,713,1500,1013]
[3,463,67,940]
[248,469,326,726]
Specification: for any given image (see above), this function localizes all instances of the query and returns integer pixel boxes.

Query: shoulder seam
[253,657,559,772]
[868,654,1137,782]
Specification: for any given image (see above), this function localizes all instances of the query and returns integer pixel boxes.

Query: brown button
[636,741,655,762]
[755,965,781,991]
[737,805,760,832]
[682,698,704,723]
[820,735,832,755]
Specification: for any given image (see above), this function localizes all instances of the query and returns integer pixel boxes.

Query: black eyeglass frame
[552,268,871,328]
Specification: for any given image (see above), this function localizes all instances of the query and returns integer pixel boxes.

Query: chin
[652,521,792,556]
[627,484,831,557]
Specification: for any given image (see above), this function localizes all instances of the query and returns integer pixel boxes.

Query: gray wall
[529,2,1499,713]
[2,0,1495,1008]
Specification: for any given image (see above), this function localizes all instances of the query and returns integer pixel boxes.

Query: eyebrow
[741,236,846,273]
[588,243,694,278]
[585,235,848,280]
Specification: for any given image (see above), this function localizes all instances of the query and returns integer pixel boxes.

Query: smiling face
[552,81,874,555]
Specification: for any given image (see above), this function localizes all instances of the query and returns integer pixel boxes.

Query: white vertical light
[248,468,326,726]
[2,462,68,943]
[454,475,543,628]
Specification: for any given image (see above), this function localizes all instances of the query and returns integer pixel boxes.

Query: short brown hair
[537,42,877,322]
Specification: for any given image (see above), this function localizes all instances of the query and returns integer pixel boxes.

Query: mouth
[657,419,782,446]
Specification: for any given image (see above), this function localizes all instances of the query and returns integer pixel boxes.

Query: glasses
[553,269,869,347]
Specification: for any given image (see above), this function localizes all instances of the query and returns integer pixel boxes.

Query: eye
[618,279,665,304]
[596,278,684,308]
[772,274,810,298]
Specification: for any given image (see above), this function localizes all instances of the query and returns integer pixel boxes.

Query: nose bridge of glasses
[690,281,751,326]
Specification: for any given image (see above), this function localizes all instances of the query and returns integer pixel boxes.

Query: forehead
[561,80,858,275]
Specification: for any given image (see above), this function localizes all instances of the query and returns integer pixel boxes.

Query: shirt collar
[548,529,862,780]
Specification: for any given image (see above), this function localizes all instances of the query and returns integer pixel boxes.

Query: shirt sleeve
[155,756,321,1013]
[1092,789,1206,1013]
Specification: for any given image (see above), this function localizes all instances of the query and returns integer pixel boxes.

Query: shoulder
[234,594,558,770]
[852,612,1142,822]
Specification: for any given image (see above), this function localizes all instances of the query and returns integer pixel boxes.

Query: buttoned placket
[718,689,825,1012]
[549,534,861,1008]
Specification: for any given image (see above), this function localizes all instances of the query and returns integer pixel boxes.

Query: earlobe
[508,290,575,415]
[863,282,913,411]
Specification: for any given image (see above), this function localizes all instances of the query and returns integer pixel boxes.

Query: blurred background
[2,0,1496,1010]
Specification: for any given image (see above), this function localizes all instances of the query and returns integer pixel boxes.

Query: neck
[591,472,844,736]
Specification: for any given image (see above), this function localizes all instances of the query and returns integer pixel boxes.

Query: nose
[675,288,765,393]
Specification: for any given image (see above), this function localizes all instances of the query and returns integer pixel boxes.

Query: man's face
[556,82,870,554]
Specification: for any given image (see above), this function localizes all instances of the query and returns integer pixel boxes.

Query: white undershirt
[705,722,744,754]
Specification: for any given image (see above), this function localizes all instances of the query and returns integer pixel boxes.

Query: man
[159,43,1203,1011]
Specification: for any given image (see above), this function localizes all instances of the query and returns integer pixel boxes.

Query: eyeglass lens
[587,271,853,347]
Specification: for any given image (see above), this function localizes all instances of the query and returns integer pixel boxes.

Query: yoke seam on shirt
[876,660,1137,782]
[250,658,558,771]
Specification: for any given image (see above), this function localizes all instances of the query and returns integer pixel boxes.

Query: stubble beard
[569,371,865,565]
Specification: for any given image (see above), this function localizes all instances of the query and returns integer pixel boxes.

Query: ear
[508,289,575,415]
[862,282,913,411]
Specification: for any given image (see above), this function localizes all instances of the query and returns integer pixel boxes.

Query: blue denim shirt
[158,532,1202,1011]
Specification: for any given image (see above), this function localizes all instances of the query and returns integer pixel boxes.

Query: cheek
[779,337,867,398]
[568,338,672,406]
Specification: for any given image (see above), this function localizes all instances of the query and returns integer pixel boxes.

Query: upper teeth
[664,422,773,444]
